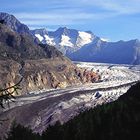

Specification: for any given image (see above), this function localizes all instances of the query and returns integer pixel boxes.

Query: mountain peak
[55,27,70,35]
[31,28,48,36]
[57,27,69,30]
[0,12,15,18]
[0,12,30,34]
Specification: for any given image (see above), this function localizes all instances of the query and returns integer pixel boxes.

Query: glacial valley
[0,62,140,138]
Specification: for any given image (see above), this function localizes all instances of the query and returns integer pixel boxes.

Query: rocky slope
[0,17,99,94]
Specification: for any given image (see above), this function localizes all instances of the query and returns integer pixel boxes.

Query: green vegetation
[6,82,140,140]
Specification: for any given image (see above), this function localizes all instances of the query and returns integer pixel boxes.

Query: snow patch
[101,38,109,42]
[59,35,73,47]
[77,31,93,47]
[35,34,44,42]
[44,35,55,46]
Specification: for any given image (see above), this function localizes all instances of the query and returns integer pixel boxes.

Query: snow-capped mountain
[31,27,140,65]
[31,27,97,55]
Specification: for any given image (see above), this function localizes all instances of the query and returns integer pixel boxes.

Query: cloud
[79,0,140,14]
[2,0,140,15]
[13,1,140,22]
[14,11,117,28]
[15,12,94,20]
[5,0,140,29]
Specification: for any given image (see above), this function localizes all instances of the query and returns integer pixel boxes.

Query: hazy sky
[0,0,140,41]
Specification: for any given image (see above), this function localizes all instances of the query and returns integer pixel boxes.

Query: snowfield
[0,62,140,135]
[77,31,93,47]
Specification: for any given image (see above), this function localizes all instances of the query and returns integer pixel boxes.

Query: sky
[0,0,140,41]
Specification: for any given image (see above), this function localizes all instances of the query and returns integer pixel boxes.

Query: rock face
[0,16,99,94]
[20,58,99,93]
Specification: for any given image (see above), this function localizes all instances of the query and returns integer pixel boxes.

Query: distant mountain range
[31,27,140,65]
[1,12,140,65]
